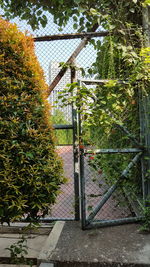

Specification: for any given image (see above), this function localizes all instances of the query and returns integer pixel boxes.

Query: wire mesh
[83,150,142,222]
[50,145,75,219]
[1,10,142,222]
[1,12,89,220]
[78,77,143,224]
[31,14,99,220]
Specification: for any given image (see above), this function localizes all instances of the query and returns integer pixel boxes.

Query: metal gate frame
[33,8,150,225]
[78,79,145,230]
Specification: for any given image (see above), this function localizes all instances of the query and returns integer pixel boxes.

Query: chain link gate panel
[78,79,144,229]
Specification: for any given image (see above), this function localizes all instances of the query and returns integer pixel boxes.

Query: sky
[0,9,100,84]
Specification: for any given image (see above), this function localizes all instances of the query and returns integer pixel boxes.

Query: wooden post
[34,31,109,42]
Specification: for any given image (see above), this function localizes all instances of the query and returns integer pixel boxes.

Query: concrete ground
[0,265,37,267]
[0,222,150,266]
[46,221,150,267]
[0,233,47,259]
[0,225,52,266]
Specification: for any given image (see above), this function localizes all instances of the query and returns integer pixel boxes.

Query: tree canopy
[0,0,145,30]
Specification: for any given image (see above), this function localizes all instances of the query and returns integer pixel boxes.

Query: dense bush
[0,18,65,224]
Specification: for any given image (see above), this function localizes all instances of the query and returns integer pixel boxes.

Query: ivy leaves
[57,81,135,129]
[142,0,150,7]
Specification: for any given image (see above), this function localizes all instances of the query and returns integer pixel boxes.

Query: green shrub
[0,18,65,224]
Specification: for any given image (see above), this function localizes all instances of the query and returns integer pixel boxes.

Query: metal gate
[33,20,150,227]
[3,7,150,228]
[78,79,145,229]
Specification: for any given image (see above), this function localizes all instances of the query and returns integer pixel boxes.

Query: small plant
[6,235,33,266]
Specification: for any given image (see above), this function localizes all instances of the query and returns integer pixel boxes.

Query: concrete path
[51,146,74,219]
[45,221,150,267]
[1,222,150,266]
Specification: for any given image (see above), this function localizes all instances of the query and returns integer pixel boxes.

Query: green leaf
[74,0,81,3]
[37,10,42,16]
[73,23,78,30]
[90,8,101,16]
[73,16,78,22]
[26,152,34,159]
[129,8,135,13]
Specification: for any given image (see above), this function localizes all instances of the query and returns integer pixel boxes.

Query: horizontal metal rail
[87,152,142,223]
[84,148,143,154]
[56,144,73,146]
[85,216,143,229]
[79,79,129,85]
[53,124,73,129]
[19,217,75,223]
[34,31,109,42]
[38,217,75,222]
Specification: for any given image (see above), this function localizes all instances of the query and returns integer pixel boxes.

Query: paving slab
[0,233,48,259]
[0,225,52,263]
[47,221,150,266]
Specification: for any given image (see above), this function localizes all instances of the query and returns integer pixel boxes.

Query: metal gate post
[77,80,87,229]
[71,67,80,221]
[141,7,150,200]
[78,111,87,229]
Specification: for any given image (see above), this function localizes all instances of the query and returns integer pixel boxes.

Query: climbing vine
[56,1,150,229]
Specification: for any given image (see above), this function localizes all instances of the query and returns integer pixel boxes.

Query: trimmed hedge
[0,18,65,223]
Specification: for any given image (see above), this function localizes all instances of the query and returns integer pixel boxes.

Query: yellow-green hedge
[0,18,65,223]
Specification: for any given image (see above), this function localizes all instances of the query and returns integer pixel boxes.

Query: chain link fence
[1,12,100,220]
[33,14,101,220]
[1,10,142,223]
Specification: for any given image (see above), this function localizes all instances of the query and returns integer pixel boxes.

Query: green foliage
[6,235,33,265]
[140,204,150,232]
[142,0,150,7]
[0,18,65,224]
[59,80,141,195]
[6,222,41,265]
[57,1,150,217]
[0,0,144,30]
[51,109,72,145]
